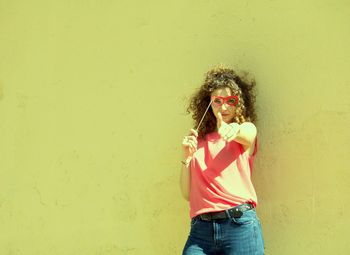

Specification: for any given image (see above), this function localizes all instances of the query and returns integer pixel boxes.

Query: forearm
[179,156,191,201]
[232,122,257,146]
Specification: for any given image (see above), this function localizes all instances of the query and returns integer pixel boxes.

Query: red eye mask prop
[211,95,239,107]
[195,95,239,132]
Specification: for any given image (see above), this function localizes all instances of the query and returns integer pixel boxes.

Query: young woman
[180,65,265,255]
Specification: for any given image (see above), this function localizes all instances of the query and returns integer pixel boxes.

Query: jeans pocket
[230,210,256,225]
[190,217,200,227]
[257,218,265,249]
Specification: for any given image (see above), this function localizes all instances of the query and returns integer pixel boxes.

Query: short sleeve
[249,135,258,158]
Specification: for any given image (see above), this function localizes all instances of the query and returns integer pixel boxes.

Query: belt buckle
[228,207,243,218]
[200,213,212,221]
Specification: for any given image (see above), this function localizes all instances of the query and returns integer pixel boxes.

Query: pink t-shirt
[189,131,259,219]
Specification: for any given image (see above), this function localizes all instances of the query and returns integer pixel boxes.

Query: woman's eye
[214,99,222,104]
[228,99,237,104]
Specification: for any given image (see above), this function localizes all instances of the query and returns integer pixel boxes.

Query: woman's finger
[225,124,240,142]
[224,129,236,141]
[183,137,195,147]
[190,128,198,137]
[218,123,231,138]
[187,135,197,143]
[188,140,196,149]
[182,137,190,146]
[217,112,223,128]
[184,136,197,147]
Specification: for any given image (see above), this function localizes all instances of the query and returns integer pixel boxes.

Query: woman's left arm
[230,122,257,147]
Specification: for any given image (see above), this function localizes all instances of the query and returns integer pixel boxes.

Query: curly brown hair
[186,64,258,140]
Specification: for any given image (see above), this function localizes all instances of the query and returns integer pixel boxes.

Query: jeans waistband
[196,203,254,221]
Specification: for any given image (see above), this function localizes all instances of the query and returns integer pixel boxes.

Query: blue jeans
[182,209,265,255]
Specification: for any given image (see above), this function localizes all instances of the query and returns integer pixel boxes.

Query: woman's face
[210,87,239,125]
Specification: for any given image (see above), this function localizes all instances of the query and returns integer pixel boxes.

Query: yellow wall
[1,1,349,254]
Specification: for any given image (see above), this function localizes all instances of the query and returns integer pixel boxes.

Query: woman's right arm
[180,129,198,201]
[180,156,192,201]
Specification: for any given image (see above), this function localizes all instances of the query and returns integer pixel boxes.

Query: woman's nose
[221,104,228,110]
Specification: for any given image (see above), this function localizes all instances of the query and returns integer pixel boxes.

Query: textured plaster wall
[0,0,349,254]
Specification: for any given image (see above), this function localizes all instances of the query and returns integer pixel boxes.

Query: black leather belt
[196,203,254,221]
